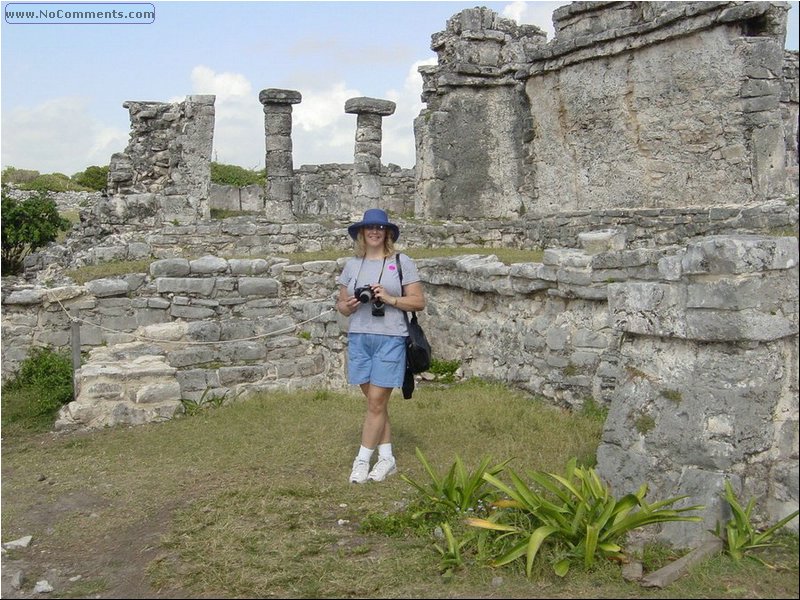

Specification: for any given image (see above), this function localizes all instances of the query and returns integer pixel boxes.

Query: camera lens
[355,287,373,303]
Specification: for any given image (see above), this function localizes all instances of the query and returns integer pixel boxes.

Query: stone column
[259,88,302,222]
[344,97,396,214]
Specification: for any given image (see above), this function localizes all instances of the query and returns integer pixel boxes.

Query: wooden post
[71,315,81,398]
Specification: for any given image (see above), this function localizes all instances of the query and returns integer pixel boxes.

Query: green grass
[2,380,796,598]
[64,258,152,284]
[59,247,544,284]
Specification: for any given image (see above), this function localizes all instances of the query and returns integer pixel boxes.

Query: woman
[336,208,426,483]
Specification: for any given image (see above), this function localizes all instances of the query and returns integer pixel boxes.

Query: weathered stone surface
[344,97,396,115]
[259,88,302,105]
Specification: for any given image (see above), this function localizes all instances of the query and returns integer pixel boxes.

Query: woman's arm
[387,281,425,312]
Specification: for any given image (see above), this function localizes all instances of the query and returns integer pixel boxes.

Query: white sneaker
[349,459,370,484]
[368,457,397,482]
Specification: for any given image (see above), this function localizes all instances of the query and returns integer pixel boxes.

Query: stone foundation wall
[20,200,796,278]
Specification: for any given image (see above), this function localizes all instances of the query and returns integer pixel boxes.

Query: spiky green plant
[433,522,470,575]
[401,447,511,522]
[711,479,799,565]
[467,457,704,577]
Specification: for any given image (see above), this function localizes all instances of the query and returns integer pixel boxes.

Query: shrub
[429,358,460,382]
[2,166,95,192]
[210,162,266,187]
[1,191,72,274]
[25,173,83,192]
[72,165,109,191]
[1,347,74,432]
[2,166,40,184]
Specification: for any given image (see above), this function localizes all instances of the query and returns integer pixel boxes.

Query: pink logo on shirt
[388,264,397,271]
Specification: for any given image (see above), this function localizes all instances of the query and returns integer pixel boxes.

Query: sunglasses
[364,225,386,231]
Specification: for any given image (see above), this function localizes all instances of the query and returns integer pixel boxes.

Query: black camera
[354,285,385,317]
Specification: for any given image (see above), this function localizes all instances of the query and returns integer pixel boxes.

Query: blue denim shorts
[347,333,407,389]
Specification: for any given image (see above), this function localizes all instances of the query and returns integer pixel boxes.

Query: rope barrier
[47,291,337,347]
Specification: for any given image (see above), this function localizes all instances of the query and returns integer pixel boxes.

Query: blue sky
[1,1,798,175]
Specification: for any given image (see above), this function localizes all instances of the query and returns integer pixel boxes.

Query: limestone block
[85,278,130,298]
[4,289,47,305]
[167,346,216,368]
[578,228,628,254]
[238,277,280,297]
[170,305,217,319]
[156,277,215,296]
[681,235,798,275]
[344,97,396,116]
[150,258,191,277]
[190,255,229,274]
[229,259,270,275]
[259,89,302,105]
[217,365,266,385]
[136,381,182,404]
[608,282,688,338]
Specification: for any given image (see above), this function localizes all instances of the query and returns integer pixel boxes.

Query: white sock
[357,445,374,463]
[378,443,393,460]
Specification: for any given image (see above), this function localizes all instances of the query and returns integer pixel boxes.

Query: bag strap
[395,253,417,327]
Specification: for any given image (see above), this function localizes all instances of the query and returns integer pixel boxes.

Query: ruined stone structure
[416,1,798,218]
[345,96,397,216]
[106,95,215,225]
[259,88,302,222]
[2,1,798,548]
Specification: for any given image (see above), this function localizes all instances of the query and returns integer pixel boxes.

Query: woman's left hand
[371,284,395,307]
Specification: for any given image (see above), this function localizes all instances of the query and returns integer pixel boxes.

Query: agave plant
[711,479,799,564]
[466,457,704,577]
[400,447,511,522]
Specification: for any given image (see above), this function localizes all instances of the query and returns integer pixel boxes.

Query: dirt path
[1,488,202,599]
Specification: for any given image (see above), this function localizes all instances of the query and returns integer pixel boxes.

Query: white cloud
[0,97,128,174]
[186,65,264,169]
[195,53,436,170]
[381,57,437,168]
[502,1,569,41]
[287,82,364,167]
[294,82,361,132]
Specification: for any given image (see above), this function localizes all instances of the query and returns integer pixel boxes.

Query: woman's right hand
[338,296,359,316]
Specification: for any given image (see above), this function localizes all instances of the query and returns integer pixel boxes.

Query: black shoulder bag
[395,254,432,374]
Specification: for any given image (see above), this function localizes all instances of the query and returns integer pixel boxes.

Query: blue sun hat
[347,208,400,241]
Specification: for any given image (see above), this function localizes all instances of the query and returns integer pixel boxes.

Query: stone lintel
[259,89,302,105]
[344,97,396,116]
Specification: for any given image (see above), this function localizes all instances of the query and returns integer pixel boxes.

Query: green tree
[72,165,109,191]
[1,191,71,275]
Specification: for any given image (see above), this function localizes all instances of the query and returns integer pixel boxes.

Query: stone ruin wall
[208,163,415,218]
[96,3,798,227]
[2,231,797,547]
[2,1,799,548]
[106,95,215,225]
[416,1,798,218]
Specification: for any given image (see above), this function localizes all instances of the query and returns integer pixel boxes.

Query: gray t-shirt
[337,253,420,336]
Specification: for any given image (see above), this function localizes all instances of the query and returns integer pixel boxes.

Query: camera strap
[355,256,387,289]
